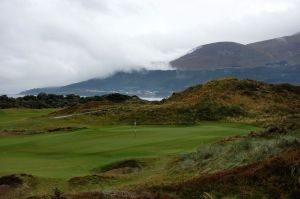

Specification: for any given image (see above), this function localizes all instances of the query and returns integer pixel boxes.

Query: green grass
[0,108,57,120]
[0,109,260,179]
[0,108,60,129]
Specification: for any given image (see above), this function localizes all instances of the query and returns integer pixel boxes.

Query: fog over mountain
[1,0,300,93]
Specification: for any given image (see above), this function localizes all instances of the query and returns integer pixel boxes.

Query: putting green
[0,121,260,178]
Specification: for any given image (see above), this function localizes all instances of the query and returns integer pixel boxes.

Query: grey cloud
[0,0,300,93]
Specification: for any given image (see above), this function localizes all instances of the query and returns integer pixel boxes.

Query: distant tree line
[0,93,133,109]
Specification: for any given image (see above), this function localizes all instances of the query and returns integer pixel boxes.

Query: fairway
[0,121,260,178]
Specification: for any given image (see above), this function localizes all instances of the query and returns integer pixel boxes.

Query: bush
[0,93,136,109]
[218,105,246,117]
[195,102,220,120]
[195,103,246,120]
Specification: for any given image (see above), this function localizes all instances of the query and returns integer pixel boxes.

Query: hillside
[171,33,300,70]
[54,78,300,124]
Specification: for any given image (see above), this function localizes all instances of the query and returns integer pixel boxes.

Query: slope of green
[0,116,259,178]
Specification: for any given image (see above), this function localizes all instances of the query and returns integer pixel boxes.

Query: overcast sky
[1,0,300,93]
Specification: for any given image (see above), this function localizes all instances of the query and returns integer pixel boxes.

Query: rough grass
[174,133,300,174]
[158,148,300,199]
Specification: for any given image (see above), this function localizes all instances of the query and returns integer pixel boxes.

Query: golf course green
[0,109,260,178]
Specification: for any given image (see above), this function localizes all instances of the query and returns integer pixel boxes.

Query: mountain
[22,70,202,97]
[21,65,300,97]
[171,33,300,70]
[21,64,300,97]
[170,42,273,70]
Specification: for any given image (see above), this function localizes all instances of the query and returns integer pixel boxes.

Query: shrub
[195,102,220,120]
[218,105,246,117]
[195,103,246,120]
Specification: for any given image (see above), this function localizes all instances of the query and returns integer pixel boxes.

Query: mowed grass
[0,109,260,179]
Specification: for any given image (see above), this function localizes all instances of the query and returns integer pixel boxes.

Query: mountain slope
[170,42,273,70]
[248,33,300,64]
[171,33,300,70]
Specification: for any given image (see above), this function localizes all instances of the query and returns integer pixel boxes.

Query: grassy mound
[53,78,300,124]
